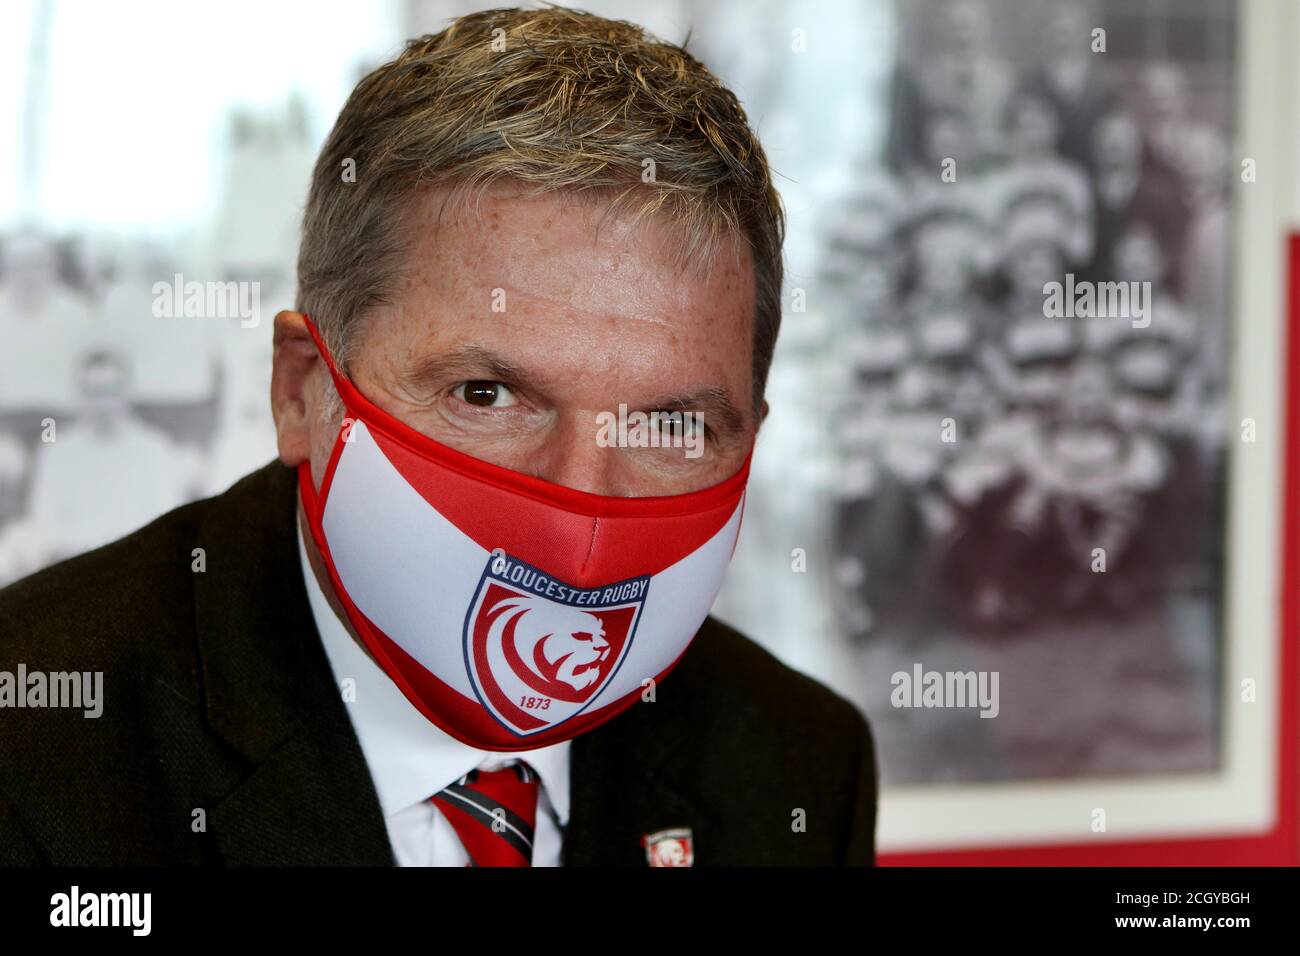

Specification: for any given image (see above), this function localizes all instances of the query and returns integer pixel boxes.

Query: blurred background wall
[2,0,1292,852]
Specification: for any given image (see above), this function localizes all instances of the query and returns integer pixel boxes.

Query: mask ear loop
[297,313,353,529]
[301,313,350,394]
[301,313,394,432]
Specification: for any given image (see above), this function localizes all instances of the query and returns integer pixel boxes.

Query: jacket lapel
[193,462,393,865]
[563,678,706,866]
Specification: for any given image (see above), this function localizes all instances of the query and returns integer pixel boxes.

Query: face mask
[297,317,752,751]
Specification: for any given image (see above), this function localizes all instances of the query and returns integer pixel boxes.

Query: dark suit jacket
[0,461,878,865]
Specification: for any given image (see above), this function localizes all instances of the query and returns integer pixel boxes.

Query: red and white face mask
[298,317,751,751]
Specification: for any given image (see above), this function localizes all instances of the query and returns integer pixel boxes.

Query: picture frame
[877,0,1298,865]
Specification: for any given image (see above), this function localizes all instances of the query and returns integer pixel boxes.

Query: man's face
[1095,114,1141,172]
[275,184,761,499]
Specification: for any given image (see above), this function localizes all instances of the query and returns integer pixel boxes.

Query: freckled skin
[270,183,764,658]
[273,182,763,498]
[269,183,764,658]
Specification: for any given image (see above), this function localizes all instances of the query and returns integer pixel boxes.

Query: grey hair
[295,6,785,416]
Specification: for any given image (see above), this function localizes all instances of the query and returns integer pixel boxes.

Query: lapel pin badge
[642,827,694,867]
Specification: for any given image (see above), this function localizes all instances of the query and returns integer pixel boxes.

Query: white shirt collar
[295,520,571,824]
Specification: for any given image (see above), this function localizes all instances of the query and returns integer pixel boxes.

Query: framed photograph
[868,0,1295,863]
[706,0,1297,863]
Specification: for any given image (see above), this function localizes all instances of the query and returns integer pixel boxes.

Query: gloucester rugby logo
[464,551,650,737]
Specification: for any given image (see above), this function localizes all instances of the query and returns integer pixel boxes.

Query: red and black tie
[431,762,540,867]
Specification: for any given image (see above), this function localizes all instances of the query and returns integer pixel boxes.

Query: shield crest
[642,828,695,867]
[463,551,650,737]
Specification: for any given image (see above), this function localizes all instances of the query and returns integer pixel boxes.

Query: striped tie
[431,762,540,867]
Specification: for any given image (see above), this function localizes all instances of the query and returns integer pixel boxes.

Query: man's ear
[270,310,322,467]
[756,397,771,432]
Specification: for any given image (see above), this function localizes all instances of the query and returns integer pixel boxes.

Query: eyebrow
[640,387,747,440]
[399,345,540,395]
[400,345,747,439]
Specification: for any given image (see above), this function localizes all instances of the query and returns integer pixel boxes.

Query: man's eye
[454,381,517,408]
[654,411,707,440]
[656,411,684,432]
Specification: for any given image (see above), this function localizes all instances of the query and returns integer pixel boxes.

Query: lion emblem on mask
[485,594,612,700]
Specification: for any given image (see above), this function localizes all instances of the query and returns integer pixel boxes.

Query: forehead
[409,184,749,306]
[361,183,756,391]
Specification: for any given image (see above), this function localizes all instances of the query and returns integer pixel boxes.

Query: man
[0,7,877,866]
